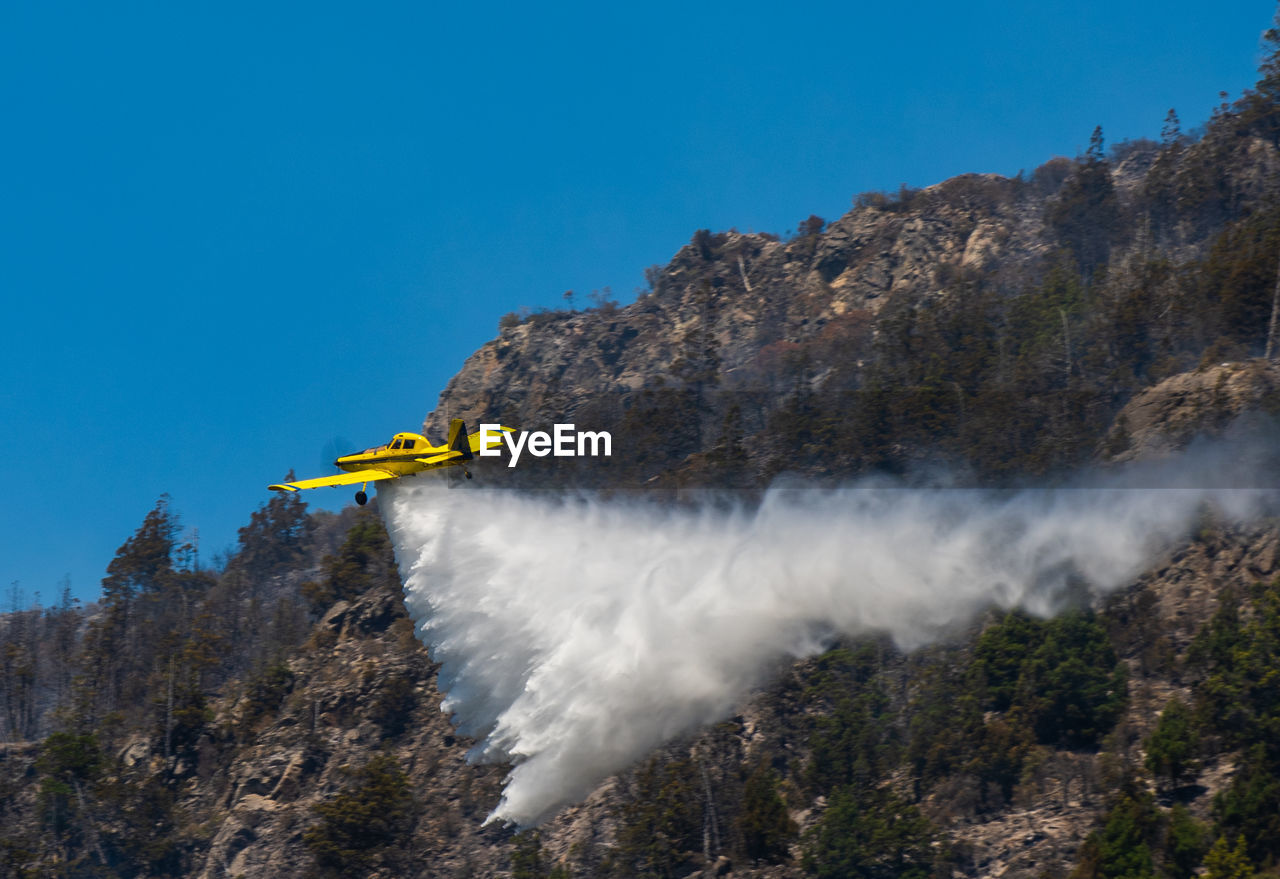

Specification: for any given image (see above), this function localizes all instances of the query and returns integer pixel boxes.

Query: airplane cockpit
[387,432,429,451]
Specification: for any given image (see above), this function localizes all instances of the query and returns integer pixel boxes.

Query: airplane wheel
[355,490,368,506]
[464,471,472,480]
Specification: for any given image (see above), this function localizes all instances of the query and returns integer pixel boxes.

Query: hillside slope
[428,111,1280,485]
[5,23,1280,879]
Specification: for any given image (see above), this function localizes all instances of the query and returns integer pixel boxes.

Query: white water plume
[382,443,1276,827]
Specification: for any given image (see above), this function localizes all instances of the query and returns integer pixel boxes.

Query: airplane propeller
[320,436,354,474]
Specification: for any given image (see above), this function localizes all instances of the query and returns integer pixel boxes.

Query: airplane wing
[268,470,399,492]
[417,451,461,465]
[415,427,513,465]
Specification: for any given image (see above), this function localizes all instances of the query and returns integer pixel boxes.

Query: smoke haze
[382,440,1276,827]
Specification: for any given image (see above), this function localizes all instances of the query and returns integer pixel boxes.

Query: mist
[382,438,1277,827]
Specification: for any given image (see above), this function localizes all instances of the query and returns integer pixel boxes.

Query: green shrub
[303,754,417,877]
[737,761,796,864]
[1145,697,1199,788]
[803,785,936,879]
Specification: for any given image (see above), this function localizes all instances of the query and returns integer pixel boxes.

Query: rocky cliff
[426,174,1043,443]
[426,118,1280,488]
[1102,360,1280,463]
[52,514,1273,879]
[6,50,1280,879]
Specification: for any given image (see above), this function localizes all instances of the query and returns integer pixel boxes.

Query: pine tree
[1246,9,1280,146]
[303,754,417,876]
[1045,126,1122,278]
[736,761,796,864]
[232,481,313,578]
[302,511,398,611]
[1165,805,1208,879]
[101,495,179,610]
[1202,835,1253,879]
[78,497,182,724]
[511,830,547,879]
[1161,108,1182,146]
[1145,697,1200,789]
[803,785,935,879]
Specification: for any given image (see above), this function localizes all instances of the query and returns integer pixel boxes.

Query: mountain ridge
[425,115,1280,487]
[5,17,1280,878]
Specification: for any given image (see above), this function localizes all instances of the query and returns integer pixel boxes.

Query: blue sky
[2,1,1276,605]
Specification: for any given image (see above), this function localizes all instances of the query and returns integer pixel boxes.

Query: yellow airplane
[269,419,512,505]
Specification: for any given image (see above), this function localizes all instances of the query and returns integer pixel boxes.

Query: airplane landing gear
[463,469,472,480]
[355,490,368,506]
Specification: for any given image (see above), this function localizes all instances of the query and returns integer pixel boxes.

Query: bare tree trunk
[73,779,108,865]
[165,654,174,761]
[737,255,753,293]
[1060,307,1073,377]
[1266,254,1280,360]
[700,760,720,861]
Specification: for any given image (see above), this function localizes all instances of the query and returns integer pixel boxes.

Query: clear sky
[2,1,1276,605]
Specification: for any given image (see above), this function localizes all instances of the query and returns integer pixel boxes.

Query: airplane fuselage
[269,420,509,504]
[335,432,447,476]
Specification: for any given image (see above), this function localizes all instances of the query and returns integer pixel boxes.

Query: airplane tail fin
[468,425,515,454]
[447,418,474,460]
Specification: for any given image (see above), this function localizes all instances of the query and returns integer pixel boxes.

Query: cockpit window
[402,439,416,450]
[390,440,403,450]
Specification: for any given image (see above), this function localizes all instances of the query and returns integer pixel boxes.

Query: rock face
[425,131,1280,487]
[1101,359,1280,463]
[10,108,1280,877]
[160,523,1279,879]
[425,175,1042,442]
[944,521,1280,878]
[186,585,516,879]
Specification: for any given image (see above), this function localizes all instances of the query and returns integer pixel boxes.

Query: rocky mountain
[430,173,1038,433]
[6,503,1276,878]
[5,18,1280,879]
[426,111,1280,486]
[1101,360,1280,463]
